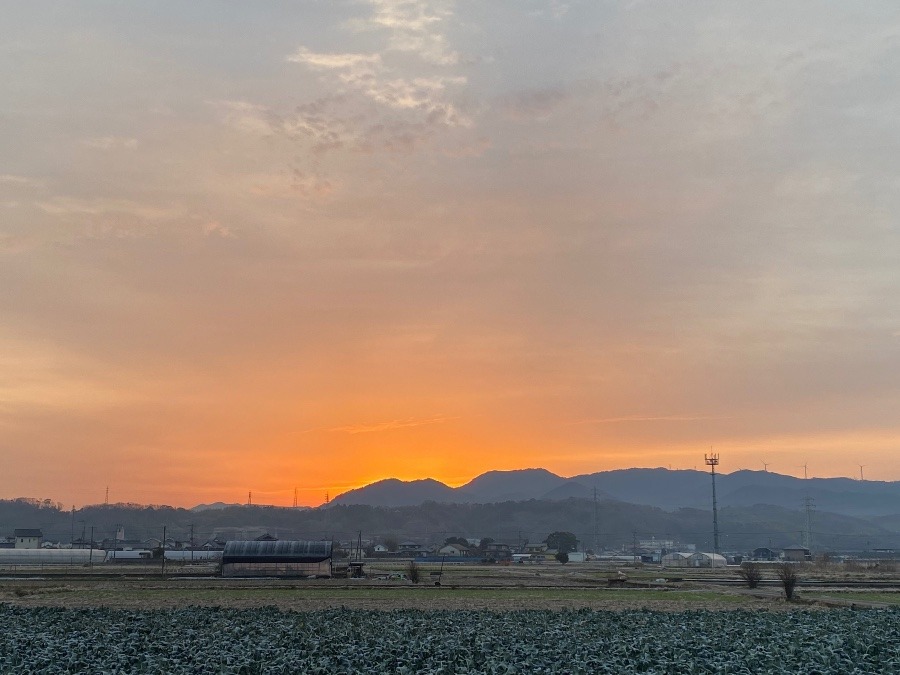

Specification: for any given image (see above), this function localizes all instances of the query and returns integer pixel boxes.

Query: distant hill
[190,502,242,512]
[458,469,569,502]
[332,478,463,507]
[331,467,900,518]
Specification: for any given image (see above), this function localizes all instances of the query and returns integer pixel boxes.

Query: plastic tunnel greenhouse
[221,540,333,578]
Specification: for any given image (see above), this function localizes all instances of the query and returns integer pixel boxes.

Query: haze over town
[2,2,899,508]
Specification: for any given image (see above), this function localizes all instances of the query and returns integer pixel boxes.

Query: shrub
[776,562,799,600]
[555,551,569,565]
[737,562,762,589]
[406,560,421,584]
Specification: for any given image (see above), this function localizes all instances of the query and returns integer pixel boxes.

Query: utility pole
[190,524,195,563]
[89,526,94,568]
[632,529,638,565]
[705,452,720,555]
[161,526,167,576]
[592,486,599,555]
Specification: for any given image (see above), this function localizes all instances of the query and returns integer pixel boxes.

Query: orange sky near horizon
[2,2,900,508]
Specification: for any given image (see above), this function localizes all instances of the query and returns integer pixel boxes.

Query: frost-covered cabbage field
[1,605,898,674]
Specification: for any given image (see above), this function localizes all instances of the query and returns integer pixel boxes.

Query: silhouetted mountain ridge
[331,467,900,517]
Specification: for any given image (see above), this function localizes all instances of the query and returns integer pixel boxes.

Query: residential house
[523,542,548,554]
[751,547,778,561]
[438,543,471,557]
[483,542,512,563]
[397,541,428,556]
[14,529,42,549]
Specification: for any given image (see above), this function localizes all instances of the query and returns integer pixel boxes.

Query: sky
[2,1,899,508]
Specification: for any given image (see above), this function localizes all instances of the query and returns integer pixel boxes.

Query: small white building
[14,529,42,549]
[689,552,727,568]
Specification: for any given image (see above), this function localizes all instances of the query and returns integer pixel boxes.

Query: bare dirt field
[3,562,895,612]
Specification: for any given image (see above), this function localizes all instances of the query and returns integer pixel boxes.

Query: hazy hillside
[1,496,896,553]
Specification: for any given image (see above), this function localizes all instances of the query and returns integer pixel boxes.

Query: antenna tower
[705,452,720,554]
[247,491,252,506]
[858,464,866,481]
[105,486,109,506]
[293,487,298,508]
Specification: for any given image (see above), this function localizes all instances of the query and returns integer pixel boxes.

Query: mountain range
[332,467,900,518]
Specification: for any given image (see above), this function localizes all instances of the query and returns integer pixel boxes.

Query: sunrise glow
[2,2,899,508]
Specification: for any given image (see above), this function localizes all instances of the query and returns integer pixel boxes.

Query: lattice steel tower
[705,453,720,554]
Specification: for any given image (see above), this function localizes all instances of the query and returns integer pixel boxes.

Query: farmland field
[1,604,898,674]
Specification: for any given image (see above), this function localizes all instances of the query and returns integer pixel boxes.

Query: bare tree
[776,562,800,600]
[406,560,421,584]
[737,562,762,589]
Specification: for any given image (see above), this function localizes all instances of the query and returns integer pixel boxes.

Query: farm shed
[689,552,727,568]
[782,545,811,562]
[661,552,691,567]
[221,540,333,578]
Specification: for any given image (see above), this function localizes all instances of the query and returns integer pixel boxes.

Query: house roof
[14,529,42,538]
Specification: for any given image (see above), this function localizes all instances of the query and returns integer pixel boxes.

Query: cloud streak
[324,416,458,435]
[573,415,731,425]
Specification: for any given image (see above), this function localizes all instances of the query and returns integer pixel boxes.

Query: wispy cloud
[286,48,382,72]
[81,136,139,151]
[276,0,470,160]
[528,1,571,20]
[363,0,460,65]
[324,415,458,434]
[572,415,729,425]
[212,100,281,136]
[36,196,181,221]
[0,174,44,188]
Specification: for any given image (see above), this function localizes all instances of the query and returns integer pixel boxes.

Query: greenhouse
[221,540,333,578]
[0,548,96,567]
[660,551,692,567]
